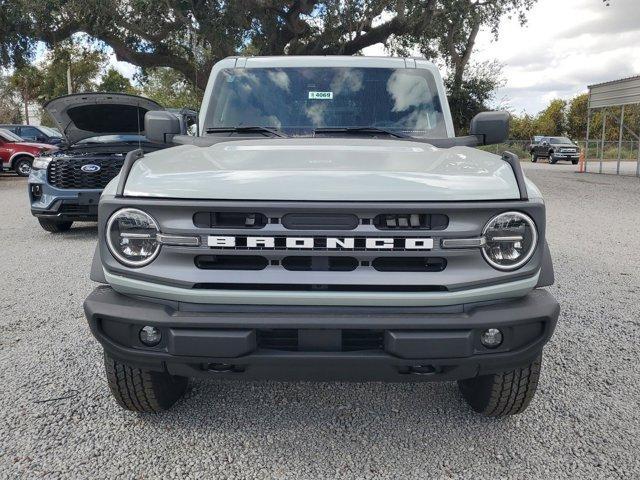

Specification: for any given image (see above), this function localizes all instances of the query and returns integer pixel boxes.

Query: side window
[19,126,42,141]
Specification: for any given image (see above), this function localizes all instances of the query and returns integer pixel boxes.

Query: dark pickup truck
[530,136,580,164]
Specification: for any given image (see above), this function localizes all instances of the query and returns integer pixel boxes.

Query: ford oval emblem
[81,164,101,173]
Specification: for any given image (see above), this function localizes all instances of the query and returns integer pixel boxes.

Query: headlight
[32,156,53,170]
[106,208,161,267]
[481,212,537,271]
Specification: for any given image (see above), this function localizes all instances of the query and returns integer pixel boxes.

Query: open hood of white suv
[118,138,524,202]
[44,93,163,144]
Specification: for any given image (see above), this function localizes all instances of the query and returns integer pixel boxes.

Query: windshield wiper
[313,127,409,139]
[205,126,288,138]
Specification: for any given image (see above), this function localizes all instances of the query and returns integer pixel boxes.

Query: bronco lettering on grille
[207,236,434,250]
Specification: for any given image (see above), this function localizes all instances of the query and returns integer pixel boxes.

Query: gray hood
[44,93,162,144]
[119,138,522,202]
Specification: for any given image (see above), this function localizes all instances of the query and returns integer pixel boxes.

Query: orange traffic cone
[577,150,586,173]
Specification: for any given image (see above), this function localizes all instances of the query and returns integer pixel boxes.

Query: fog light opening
[480,328,503,349]
[31,184,42,199]
[139,326,162,346]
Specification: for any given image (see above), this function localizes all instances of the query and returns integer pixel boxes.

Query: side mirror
[542,141,549,147]
[470,111,510,145]
[145,110,182,144]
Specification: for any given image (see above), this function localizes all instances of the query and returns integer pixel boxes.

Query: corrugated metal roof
[588,75,640,89]
[588,75,640,109]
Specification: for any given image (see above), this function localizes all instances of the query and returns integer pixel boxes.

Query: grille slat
[47,157,125,189]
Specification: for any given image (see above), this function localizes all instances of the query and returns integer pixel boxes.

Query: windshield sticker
[308,91,333,100]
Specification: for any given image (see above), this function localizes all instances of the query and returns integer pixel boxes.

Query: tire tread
[103,353,187,413]
[458,355,542,417]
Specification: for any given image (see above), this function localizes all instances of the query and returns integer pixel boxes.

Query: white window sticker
[308,91,333,100]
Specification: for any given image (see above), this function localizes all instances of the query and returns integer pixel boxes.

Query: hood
[17,141,57,150]
[44,93,163,144]
[121,138,521,202]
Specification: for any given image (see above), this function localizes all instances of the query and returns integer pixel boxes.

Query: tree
[1,0,537,95]
[566,94,588,140]
[10,42,107,106]
[8,64,42,123]
[510,113,537,140]
[138,68,202,110]
[36,43,107,100]
[445,60,504,134]
[535,99,567,136]
[0,75,22,123]
[98,68,135,93]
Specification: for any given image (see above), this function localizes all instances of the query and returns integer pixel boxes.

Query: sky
[472,0,640,114]
[72,0,640,115]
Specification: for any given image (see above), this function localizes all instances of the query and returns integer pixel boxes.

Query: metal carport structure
[585,75,640,176]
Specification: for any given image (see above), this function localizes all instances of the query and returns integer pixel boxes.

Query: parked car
[28,93,193,232]
[0,124,64,146]
[84,56,559,417]
[0,128,58,176]
[530,136,580,164]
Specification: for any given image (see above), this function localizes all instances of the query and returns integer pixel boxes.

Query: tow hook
[207,363,243,373]
[407,365,442,376]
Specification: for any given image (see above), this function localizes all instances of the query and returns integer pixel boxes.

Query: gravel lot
[1,164,639,479]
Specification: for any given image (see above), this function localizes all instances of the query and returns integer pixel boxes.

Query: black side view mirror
[470,111,510,145]
[145,110,183,144]
[542,141,549,147]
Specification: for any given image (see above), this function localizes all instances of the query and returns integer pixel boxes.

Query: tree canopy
[2,1,536,117]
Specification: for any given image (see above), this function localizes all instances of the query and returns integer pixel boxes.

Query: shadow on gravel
[136,379,515,435]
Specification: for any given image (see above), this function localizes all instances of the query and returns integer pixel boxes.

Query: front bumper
[84,287,560,382]
[29,169,101,221]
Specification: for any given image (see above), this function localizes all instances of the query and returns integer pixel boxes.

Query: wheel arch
[9,151,35,168]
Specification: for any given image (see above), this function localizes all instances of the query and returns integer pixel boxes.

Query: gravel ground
[0,164,639,479]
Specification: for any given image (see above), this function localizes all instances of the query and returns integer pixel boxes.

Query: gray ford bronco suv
[84,56,559,417]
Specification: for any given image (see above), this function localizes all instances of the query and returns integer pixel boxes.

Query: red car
[0,128,58,176]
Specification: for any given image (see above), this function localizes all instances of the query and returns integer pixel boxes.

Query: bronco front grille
[48,157,125,189]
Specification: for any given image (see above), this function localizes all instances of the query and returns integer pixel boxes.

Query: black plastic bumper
[31,196,99,222]
[84,287,559,382]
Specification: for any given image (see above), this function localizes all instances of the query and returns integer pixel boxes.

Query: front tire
[571,159,579,165]
[14,157,33,177]
[38,218,73,233]
[104,353,188,412]
[549,153,558,164]
[458,355,542,416]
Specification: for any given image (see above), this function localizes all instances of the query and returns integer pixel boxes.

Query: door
[0,138,11,166]
[534,138,549,156]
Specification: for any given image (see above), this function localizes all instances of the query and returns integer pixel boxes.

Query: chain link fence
[478,140,640,176]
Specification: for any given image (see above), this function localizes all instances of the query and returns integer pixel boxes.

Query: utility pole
[23,83,30,125]
[67,65,73,95]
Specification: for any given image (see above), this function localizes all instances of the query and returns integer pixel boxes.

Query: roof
[588,75,640,89]
[588,75,640,109]
[226,55,437,70]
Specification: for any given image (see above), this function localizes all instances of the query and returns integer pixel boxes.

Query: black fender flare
[90,244,107,283]
[536,241,555,287]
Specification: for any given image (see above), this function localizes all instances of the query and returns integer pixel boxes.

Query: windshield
[0,128,23,142]
[76,134,149,144]
[39,126,63,138]
[550,137,573,144]
[205,67,447,138]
